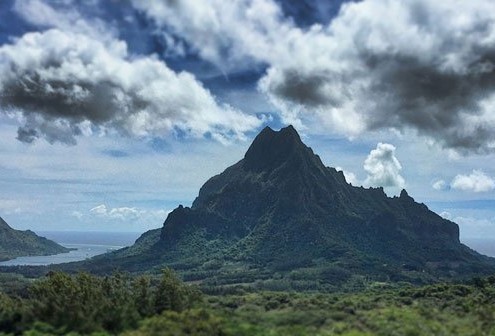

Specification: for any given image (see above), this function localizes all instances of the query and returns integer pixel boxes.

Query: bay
[0,231,141,266]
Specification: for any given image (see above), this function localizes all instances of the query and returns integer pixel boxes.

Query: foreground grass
[1,272,494,335]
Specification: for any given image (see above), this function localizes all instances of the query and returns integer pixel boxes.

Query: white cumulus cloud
[439,211,452,220]
[130,0,292,70]
[432,179,447,190]
[451,170,495,192]
[71,211,83,220]
[364,143,405,189]
[12,0,112,40]
[89,204,170,222]
[90,204,139,220]
[0,2,262,145]
[90,204,109,216]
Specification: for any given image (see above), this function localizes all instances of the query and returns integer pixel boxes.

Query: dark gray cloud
[0,28,261,145]
[358,52,495,151]
[2,75,135,123]
[16,120,82,145]
[260,0,495,153]
[266,69,340,107]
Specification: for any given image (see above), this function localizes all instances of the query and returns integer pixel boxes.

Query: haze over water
[0,231,141,266]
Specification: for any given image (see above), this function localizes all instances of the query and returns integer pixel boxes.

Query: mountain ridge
[48,126,495,289]
[0,216,71,261]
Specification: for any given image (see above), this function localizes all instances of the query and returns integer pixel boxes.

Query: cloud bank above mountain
[133,0,495,154]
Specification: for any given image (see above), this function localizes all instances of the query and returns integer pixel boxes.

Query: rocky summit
[88,126,495,289]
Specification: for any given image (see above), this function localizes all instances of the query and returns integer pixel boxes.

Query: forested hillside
[0,271,494,335]
[0,217,70,262]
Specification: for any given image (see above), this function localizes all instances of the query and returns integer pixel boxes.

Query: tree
[154,268,201,314]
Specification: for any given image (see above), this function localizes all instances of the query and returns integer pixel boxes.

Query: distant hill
[65,126,495,289]
[0,217,70,261]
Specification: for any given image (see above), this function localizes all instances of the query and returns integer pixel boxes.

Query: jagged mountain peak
[93,125,495,284]
[192,125,344,215]
[398,188,416,202]
[243,125,314,171]
[399,189,409,198]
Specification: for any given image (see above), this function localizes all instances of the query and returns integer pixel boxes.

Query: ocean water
[0,231,142,266]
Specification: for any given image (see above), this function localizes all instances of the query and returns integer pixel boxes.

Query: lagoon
[0,231,141,266]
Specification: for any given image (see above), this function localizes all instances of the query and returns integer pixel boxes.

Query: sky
[1,0,495,239]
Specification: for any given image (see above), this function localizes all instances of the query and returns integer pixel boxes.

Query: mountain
[85,126,495,289]
[0,217,70,261]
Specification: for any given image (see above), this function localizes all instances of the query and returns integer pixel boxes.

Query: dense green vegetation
[0,270,494,335]
[0,269,200,335]
[0,217,70,261]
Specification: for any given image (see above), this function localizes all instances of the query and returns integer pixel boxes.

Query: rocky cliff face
[159,126,464,263]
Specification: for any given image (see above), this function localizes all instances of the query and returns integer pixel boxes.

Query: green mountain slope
[83,126,495,287]
[0,217,70,261]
